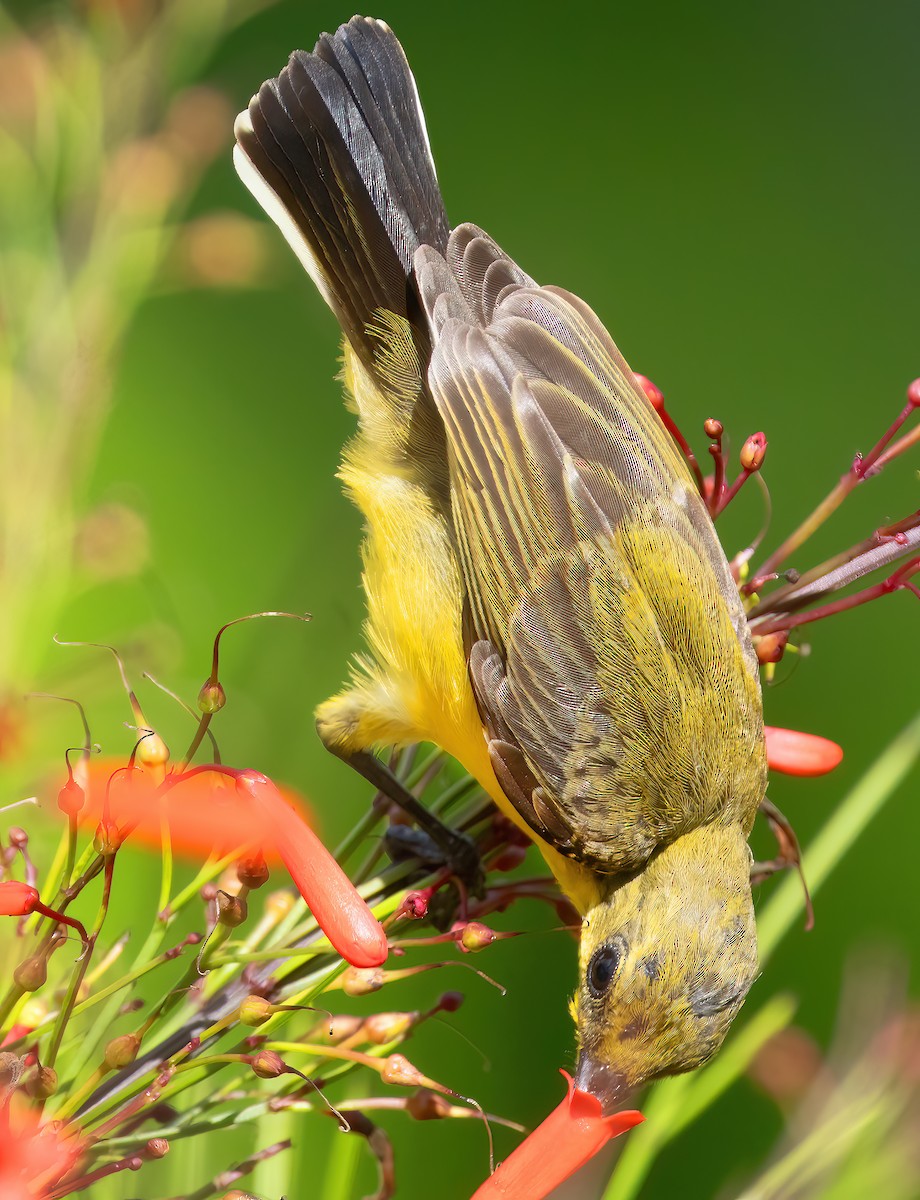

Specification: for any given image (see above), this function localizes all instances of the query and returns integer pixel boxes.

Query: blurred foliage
[0,0,917,1197]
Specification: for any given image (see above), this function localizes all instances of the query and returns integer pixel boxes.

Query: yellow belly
[314,345,602,914]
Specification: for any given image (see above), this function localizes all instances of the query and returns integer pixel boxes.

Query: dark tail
[234,17,450,371]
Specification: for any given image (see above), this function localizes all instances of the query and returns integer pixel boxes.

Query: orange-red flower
[764,726,843,777]
[471,1071,643,1198]
[0,881,39,916]
[0,1102,84,1199]
[70,759,312,863]
[234,770,389,969]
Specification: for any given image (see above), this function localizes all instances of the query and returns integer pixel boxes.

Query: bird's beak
[574,1052,631,1115]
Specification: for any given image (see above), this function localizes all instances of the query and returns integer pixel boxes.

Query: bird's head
[571,822,758,1112]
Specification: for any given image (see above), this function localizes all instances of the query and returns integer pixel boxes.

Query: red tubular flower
[72,760,312,862]
[0,1102,84,1200]
[0,881,87,945]
[0,881,39,916]
[471,1071,643,1199]
[234,771,389,969]
[764,726,844,777]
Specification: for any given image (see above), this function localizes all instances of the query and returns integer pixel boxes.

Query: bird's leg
[751,797,814,930]
[321,740,484,893]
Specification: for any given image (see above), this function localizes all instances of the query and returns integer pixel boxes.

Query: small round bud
[26,1065,58,1098]
[703,418,723,440]
[239,995,274,1027]
[740,432,767,472]
[633,373,665,412]
[755,632,788,665]
[406,1087,452,1121]
[145,1138,170,1160]
[14,954,48,992]
[437,991,465,1014]
[198,680,227,714]
[217,892,248,928]
[104,1033,141,1070]
[317,1013,364,1043]
[200,883,218,903]
[363,1011,414,1045]
[57,778,85,816]
[137,732,170,768]
[93,820,125,855]
[250,1049,285,1079]
[237,854,269,890]
[341,966,385,996]
[400,891,429,919]
[8,827,27,849]
[907,378,920,409]
[456,921,495,953]
[381,1053,423,1087]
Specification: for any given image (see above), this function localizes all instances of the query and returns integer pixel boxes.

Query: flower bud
[312,1013,364,1043]
[57,777,85,816]
[755,632,788,665]
[198,680,227,715]
[250,1049,286,1079]
[342,966,385,996]
[237,854,269,890]
[907,378,920,408]
[407,1087,452,1121]
[400,891,430,919]
[217,893,248,928]
[146,1137,170,1159]
[0,880,39,916]
[14,954,47,992]
[633,373,664,412]
[764,726,844,777]
[740,432,767,472]
[363,1011,415,1045]
[437,991,465,1014]
[703,418,723,440]
[380,1053,424,1087]
[455,921,496,953]
[8,827,27,849]
[137,732,169,768]
[26,1065,58,1098]
[239,995,274,1027]
[94,820,125,855]
[104,1033,141,1070]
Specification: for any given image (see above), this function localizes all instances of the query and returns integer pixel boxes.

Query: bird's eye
[587,941,623,999]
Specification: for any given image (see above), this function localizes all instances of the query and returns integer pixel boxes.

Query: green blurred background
[3,1,918,1196]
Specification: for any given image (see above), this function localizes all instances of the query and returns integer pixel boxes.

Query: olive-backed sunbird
[234,16,767,1109]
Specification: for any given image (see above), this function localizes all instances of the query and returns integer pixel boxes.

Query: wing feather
[417,226,766,871]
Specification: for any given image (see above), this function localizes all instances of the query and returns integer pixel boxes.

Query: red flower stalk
[233,770,389,969]
[471,1071,643,1199]
[764,726,844,777]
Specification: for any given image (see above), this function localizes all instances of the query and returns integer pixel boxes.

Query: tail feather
[234,17,449,371]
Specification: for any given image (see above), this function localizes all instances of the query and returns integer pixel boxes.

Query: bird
[233,15,767,1111]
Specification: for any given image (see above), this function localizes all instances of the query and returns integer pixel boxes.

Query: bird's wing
[416,226,765,873]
